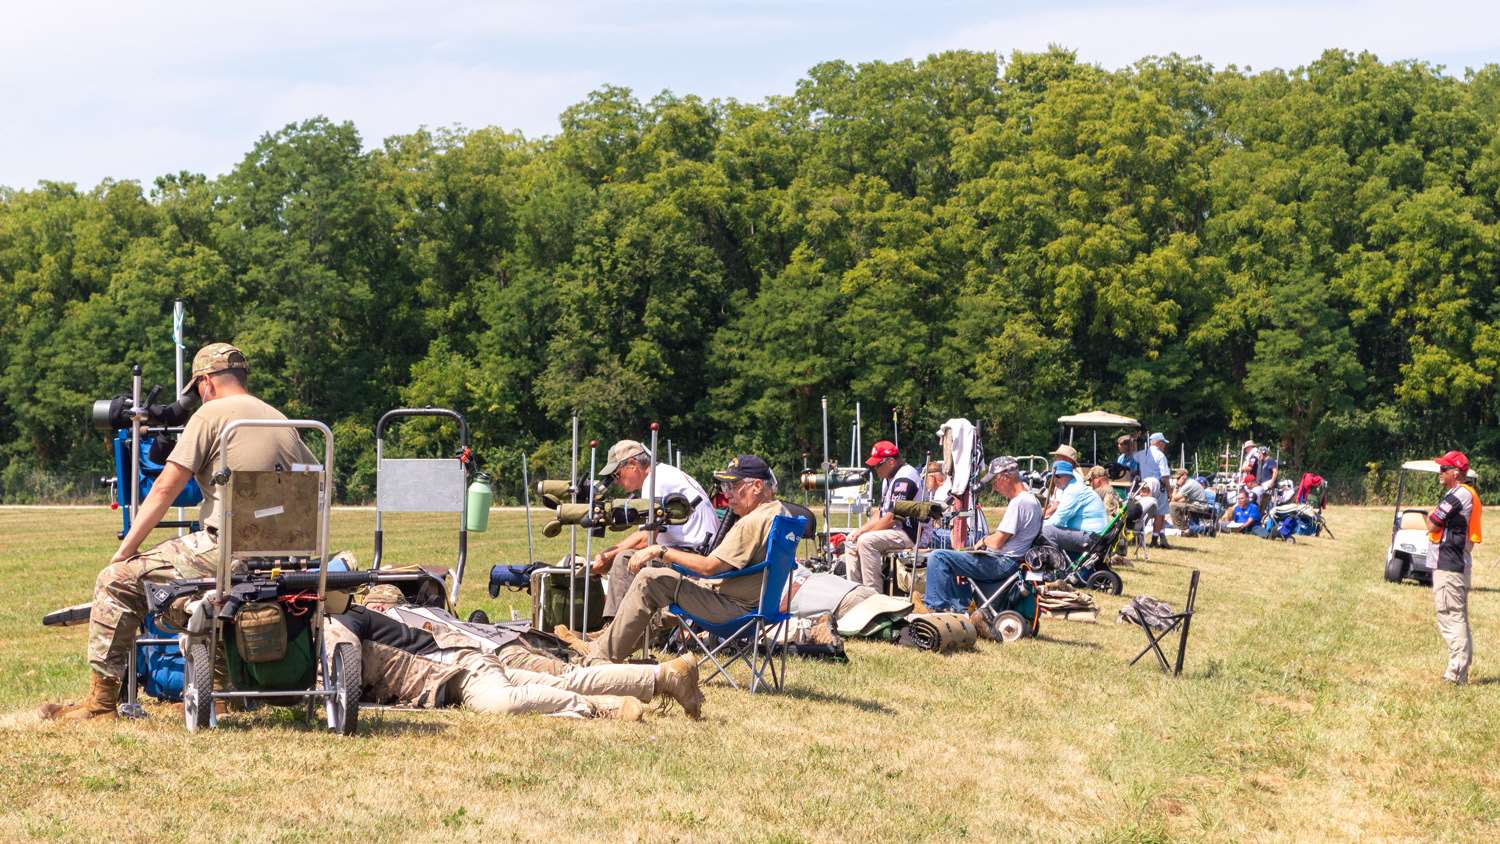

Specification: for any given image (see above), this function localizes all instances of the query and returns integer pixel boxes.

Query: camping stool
[1128,569,1199,676]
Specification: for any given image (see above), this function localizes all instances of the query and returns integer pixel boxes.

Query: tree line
[3,48,1499,503]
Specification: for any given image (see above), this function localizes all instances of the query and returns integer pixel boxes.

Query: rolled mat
[900,612,977,653]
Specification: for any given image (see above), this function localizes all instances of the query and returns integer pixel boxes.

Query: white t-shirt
[641,463,716,549]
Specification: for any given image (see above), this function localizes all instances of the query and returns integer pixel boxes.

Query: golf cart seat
[1399,509,1429,532]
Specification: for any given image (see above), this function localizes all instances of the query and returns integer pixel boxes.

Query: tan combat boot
[38,673,120,722]
[590,695,646,721]
[655,655,705,720]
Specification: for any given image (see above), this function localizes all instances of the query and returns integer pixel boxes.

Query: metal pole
[522,453,536,564]
[892,406,899,451]
[130,366,141,531]
[568,415,579,632]
[647,423,660,546]
[821,396,832,565]
[173,300,185,536]
[582,440,598,633]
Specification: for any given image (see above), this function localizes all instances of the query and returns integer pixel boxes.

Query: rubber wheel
[992,610,1028,643]
[467,609,490,625]
[326,642,361,737]
[1384,555,1406,584]
[183,640,213,732]
[1087,569,1124,596]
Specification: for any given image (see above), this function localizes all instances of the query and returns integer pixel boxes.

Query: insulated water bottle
[466,472,493,532]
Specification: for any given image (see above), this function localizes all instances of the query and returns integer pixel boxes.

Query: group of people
[38,340,1482,727]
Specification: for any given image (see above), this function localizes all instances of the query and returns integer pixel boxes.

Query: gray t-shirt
[995,491,1042,558]
[1176,478,1207,505]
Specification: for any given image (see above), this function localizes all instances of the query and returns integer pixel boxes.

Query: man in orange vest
[1428,450,1482,685]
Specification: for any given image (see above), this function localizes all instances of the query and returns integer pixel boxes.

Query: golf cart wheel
[183,640,213,732]
[1384,555,1406,584]
[467,609,490,625]
[992,610,1028,643]
[326,642,361,737]
[1087,569,1124,596]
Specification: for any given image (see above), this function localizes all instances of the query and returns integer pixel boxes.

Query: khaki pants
[588,567,751,662]
[1432,568,1473,683]
[603,550,638,618]
[842,529,911,590]
[493,643,568,676]
[454,651,657,718]
[88,530,224,679]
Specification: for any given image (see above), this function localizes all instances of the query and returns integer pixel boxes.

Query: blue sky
[3,0,1498,190]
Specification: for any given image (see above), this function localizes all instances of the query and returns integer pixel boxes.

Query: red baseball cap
[1434,450,1470,473]
[864,440,900,467]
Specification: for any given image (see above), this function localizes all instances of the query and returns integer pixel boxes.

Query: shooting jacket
[323,606,463,708]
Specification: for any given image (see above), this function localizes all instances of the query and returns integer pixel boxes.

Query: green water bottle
[466,471,493,532]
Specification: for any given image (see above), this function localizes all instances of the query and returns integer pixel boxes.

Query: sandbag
[898,612,977,653]
[1038,584,1098,621]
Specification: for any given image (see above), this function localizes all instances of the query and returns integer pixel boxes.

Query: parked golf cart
[1058,410,1141,499]
[1384,459,1478,585]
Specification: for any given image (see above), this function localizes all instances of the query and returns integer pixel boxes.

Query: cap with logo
[599,439,649,477]
[713,454,774,483]
[1433,450,1471,474]
[864,440,901,467]
[181,342,248,397]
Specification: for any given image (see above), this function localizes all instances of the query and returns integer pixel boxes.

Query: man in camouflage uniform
[41,343,315,722]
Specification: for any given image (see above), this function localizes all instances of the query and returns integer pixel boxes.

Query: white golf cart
[1058,410,1141,500]
[1384,459,1478,585]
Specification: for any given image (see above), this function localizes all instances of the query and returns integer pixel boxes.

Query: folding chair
[668,513,806,693]
[1128,569,1199,676]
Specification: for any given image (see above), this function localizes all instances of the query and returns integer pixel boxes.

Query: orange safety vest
[1429,483,1482,544]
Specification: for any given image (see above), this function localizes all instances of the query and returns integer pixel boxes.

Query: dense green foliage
[4,49,1499,501]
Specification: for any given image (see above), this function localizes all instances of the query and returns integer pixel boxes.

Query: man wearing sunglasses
[590,439,716,620]
[1428,450,1482,685]
[843,440,921,590]
[585,455,789,672]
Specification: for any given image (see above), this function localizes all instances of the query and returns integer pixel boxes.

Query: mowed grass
[2,505,1498,843]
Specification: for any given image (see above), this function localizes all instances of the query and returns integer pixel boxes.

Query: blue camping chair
[668,513,806,693]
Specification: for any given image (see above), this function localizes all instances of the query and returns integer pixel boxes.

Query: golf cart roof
[1058,410,1139,428]
[1401,459,1478,479]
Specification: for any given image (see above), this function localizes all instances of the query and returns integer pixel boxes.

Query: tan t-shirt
[167,394,317,530]
[707,500,791,607]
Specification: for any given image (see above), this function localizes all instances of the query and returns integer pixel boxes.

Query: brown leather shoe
[655,655,704,720]
[38,673,120,722]
[590,695,646,721]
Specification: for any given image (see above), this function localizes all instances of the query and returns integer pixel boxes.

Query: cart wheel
[992,610,1028,643]
[466,609,490,625]
[1087,569,1124,596]
[1384,555,1406,583]
[183,640,213,732]
[326,642,361,737]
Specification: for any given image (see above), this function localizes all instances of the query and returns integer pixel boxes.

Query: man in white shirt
[590,439,717,618]
[1133,432,1173,548]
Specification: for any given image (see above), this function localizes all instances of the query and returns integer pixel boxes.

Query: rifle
[145,570,383,617]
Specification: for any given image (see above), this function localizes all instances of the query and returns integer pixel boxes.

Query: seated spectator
[842,441,921,589]
[1222,490,1260,533]
[1114,434,1139,480]
[586,455,789,664]
[917,460,953,549]
[1087,465,1121,518]
[922,457,1041,630]
[1169,468,1210,531]
[1041,457,1108,556]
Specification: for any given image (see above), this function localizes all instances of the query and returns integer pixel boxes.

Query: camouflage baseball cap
[181,342,248,396]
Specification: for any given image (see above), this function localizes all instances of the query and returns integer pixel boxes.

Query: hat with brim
[181,342,248,397]
[979,456,1019,484]
[836,593,915,637]
[599,439,648,477]
[1148,432,1169,445]
[1048,444,1081,465]
[713,454,773,483]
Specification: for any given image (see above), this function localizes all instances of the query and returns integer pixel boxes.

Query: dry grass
[1,506,1498,842]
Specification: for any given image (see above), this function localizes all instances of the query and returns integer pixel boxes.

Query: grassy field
[2,505,1497,842]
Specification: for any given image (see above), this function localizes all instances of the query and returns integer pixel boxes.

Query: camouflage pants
[88,530,224,679]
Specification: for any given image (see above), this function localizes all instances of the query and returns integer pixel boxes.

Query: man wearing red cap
[842,441,921,590]
[1428,450,1482,685]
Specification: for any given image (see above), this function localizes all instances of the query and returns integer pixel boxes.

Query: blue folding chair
[668,513,806,693]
